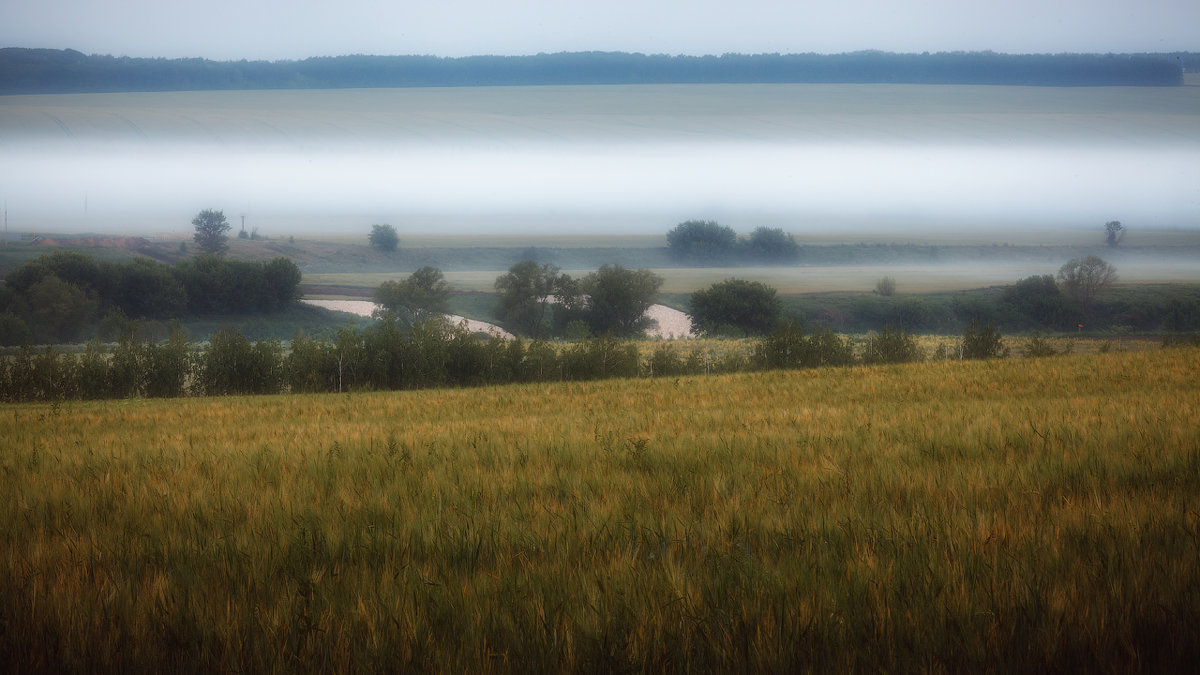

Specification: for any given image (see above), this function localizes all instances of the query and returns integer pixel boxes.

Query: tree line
[666,221,802,265]
[1,313,1025,403]
[1,48,1186,94]
[373,263,666,341]
[372,250,1196,342]
[793,258,1200,336]
[0,251,301,345]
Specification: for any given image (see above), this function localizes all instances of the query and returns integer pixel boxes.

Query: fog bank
[2,84,1197,236]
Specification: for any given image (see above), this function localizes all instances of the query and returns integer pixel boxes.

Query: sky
[3,1,1198,237]
[3,0,1198,60]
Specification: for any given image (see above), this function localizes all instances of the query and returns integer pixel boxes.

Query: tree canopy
[688,278,781,336]
[0,252,302,345]
[745,227,800,262]
[666,220,738,263]
[1058,256,1117,316]
[493,260,561,339]
[1001,275,1077,329]
[580,265,664,338]
[373,266,450,320]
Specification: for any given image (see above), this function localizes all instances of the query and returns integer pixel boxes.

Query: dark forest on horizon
[1,48,1192,94]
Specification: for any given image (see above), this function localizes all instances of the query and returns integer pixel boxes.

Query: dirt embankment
[38,236,150,249]
[30,236,184,264]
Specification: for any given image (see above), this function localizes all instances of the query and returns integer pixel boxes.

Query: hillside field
[2,347,1198,672]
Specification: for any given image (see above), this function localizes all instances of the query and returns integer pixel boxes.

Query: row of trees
[0,251,301,345]
[667,219,1132,266]
[372,263,666,340]
[685,256,1122,338]
[2,316,1019,403]
[2,49,1185,95]
[368,254,1124,343]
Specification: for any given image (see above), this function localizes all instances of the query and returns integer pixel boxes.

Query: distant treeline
[0,251,301,345]
[0,48,1189,94]
[786,281,1200,336]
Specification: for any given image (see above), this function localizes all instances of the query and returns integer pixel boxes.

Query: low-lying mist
[3,84,1198,237]
[3,139,1197,236]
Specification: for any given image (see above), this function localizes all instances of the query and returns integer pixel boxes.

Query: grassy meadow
[303,258,1200,297]
[2,346,1198,672]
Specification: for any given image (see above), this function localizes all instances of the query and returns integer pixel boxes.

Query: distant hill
[0,48,1189,94]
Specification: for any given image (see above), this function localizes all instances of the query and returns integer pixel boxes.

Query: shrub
[645,344,689,377]
[960,320,1007,359]
[862,325,923,364]
[754,322,855,370]
[1020,332,1060,358]
[561,336,639,381]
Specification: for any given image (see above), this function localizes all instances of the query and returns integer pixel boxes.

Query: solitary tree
[1057,255,1117,316]
[688,278,780,336]
[192,209,231,256]
[1105,220,1125,247]
[373,266,450,321]
[369,224,400,252]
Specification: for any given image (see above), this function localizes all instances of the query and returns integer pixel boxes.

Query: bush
[561,336,639,381]
[862,325,923,364]
[754,321,807,370]
[645,344,690,377]
[754,322,855,370]
[1020,332,1061,358]
[960,320,1007,359]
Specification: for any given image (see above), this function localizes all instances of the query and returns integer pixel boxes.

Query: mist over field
[2,84,1198,236]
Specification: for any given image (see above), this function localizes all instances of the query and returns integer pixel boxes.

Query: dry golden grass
[2,347,1199,672]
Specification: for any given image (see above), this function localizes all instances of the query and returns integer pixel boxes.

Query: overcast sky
[4,0,1197,61]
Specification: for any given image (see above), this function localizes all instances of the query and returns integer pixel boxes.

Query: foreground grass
[2,348,1198,672]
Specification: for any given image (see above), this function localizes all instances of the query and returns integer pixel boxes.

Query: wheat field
[2,347,1198,672]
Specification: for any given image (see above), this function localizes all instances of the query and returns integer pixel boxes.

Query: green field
[5,83,1199,146]
[2,347,1198,671]
[303,258,1200,296]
